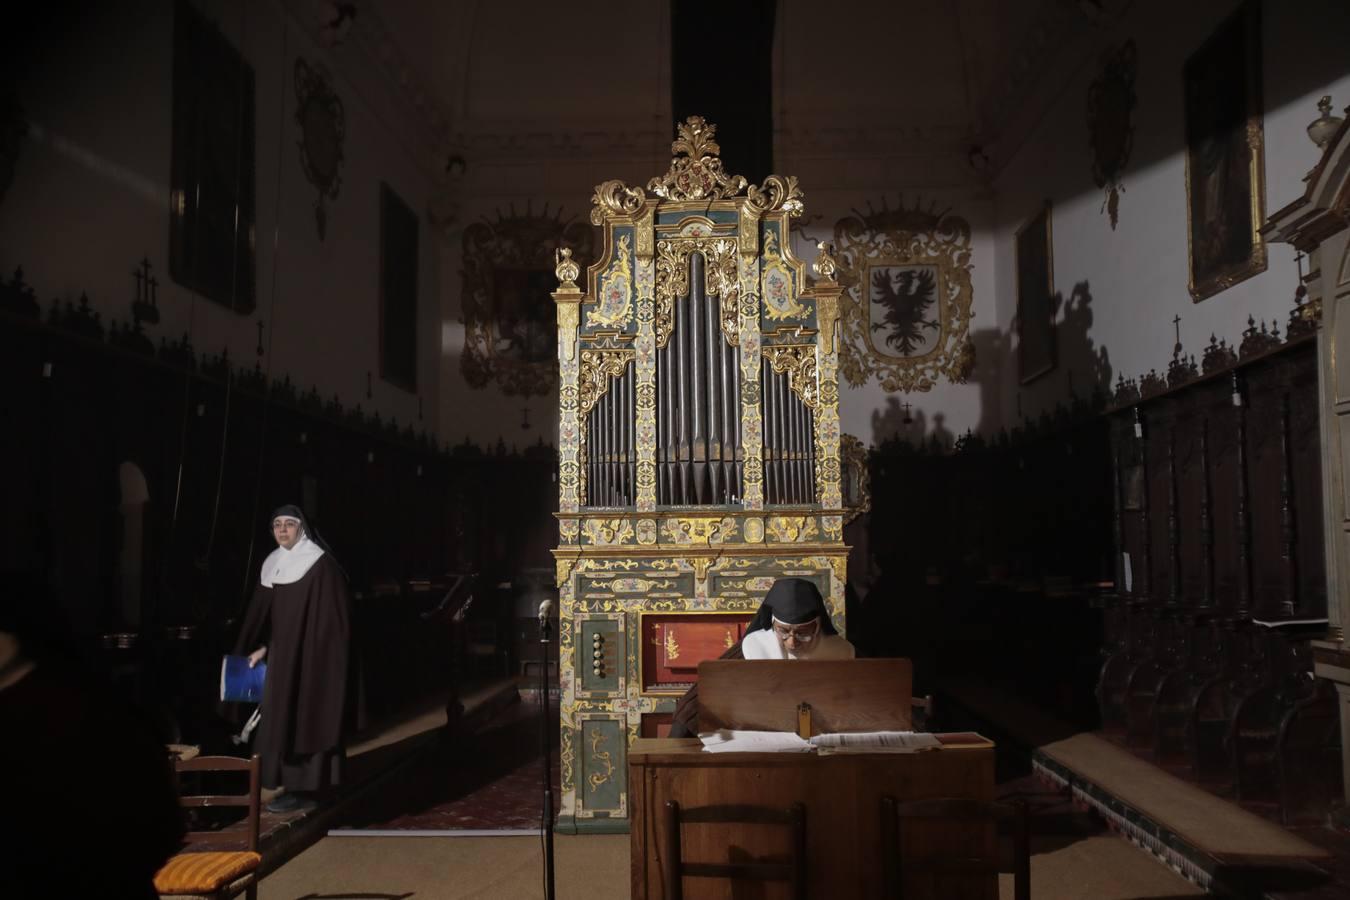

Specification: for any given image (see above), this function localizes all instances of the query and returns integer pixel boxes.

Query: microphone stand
[538,608,556,900]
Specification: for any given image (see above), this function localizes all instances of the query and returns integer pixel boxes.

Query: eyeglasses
[772,619,820,644]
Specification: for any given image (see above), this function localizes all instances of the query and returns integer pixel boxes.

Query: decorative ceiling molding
[970,0,1144,179]
[985,24,1115,179]
[775,122,972,158]
[282,0,456,172]
[305,0,1114,188]
[450,123,674,162]
[974,1,1093,154]
[345,1,454,151]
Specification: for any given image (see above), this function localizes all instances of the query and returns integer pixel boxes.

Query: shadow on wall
[1011,281,1114,427]
[868,280,1112,448]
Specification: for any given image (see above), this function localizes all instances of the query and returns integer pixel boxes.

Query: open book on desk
[699,729,943,754]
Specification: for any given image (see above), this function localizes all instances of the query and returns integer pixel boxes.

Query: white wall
[772,0,1005,449]
[27,1,1337,450]
[437,173,998,452]
[1,0,442,432]
[991,0,1350,426]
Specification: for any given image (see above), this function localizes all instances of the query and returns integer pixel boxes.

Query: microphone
[538,597,555,624]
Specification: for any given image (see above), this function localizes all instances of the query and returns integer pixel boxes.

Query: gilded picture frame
[832,206,976,393]
[169,0,256,314]
[1015,202,1055,384]
[1183,0,1266,302]
[460,211,594,397]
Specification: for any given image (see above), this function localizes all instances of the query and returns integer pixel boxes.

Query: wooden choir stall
[628,659,998,899]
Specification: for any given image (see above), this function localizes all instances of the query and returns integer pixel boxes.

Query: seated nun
[668,577,854,737]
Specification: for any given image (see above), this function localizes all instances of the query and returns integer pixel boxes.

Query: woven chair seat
[154,850,260,895]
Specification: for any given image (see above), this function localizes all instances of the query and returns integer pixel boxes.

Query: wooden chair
[1276,678,1343,823]
[661,800,807,900]
[154,755,263,900]
[880,796,1030,900]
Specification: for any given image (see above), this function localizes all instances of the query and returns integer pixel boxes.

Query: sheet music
[699,730,813,753]
[699,730,941,754]
[810,731,942,753]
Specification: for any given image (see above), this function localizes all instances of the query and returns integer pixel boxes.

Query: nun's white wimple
[260,532,325,586]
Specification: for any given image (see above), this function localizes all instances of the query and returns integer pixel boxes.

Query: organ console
[552,117,849,832]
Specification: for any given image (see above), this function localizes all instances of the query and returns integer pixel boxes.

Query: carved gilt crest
[1088,40,1138,230]
[294,59,345,240]
[833,201,976,392]
[587,235,633,328]
[761,229,808,320]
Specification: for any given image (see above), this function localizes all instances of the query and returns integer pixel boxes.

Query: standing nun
[668,577,854,738]
[235,505,352,813]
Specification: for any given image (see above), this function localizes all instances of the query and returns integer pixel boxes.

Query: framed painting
[1015,202,1055,384]
[460,211,594,397]
[1183,0,1265,302]
[169,0,256,314]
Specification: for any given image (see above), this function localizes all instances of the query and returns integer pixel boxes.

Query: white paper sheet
[698,730,813,753]
[698,729,942,754]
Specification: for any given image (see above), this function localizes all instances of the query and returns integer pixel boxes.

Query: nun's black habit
[234,505,351,791]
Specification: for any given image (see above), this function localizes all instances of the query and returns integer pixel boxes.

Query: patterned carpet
[335,698,562,832]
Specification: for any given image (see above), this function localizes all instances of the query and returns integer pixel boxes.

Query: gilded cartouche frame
[1183,0,1267,303]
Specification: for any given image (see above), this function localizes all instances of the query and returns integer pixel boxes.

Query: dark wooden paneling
[0,310,558,746]
[1098,337,1338,820]
[1107,338,1321,624]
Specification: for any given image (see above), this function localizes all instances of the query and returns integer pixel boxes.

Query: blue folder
[220,655,267,703]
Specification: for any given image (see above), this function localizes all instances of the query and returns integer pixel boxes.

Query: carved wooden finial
[813,241,838,281]
[555,246,580,290]
[647,116,748,202]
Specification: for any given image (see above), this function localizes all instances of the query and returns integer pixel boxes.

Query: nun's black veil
[270,504,339,564]
[747,577,838,635]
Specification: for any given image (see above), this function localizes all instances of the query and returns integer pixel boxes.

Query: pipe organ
[552,117,848,832]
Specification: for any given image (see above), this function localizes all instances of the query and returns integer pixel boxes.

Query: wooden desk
[629,737,996,899]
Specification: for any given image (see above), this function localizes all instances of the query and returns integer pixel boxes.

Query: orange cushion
[154,850,261,894]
